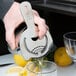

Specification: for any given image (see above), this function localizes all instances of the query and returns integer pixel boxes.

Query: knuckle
[41,18,46,23]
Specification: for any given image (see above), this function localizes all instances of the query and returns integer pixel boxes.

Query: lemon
[7,66,23,74]
[6,66,28,76]
[6,66,23,76]
[13,54,31,67]
[54,47,72,67]
[19,70,28,76]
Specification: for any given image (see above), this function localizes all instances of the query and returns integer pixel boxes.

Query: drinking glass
[63,32,76,62]
[26,60,57,76]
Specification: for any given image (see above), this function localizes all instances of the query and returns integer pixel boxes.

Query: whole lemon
[54,47,72,67]
[13,54,31,67]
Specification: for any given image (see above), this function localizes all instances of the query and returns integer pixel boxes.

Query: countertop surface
[0,54,76,76]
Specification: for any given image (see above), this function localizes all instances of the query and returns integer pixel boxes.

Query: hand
[33,10,48,39]
[3,2,48,50]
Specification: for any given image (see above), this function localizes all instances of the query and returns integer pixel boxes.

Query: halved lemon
[6,66,28,76]
[13,54,31,67]
[6,66,23,74]
[6,66,23,76]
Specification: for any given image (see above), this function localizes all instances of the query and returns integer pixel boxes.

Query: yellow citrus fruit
[54,47,72,67]
[6,66,23,76]
[13,54,31,67]
[6,66,28,76]
[7,66,23,74]
[19,70,28,76]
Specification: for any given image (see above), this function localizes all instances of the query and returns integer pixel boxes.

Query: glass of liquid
[63,32,76,62]
[26,60,57,76]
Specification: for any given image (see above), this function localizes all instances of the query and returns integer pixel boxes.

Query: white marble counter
[0,54,76,76]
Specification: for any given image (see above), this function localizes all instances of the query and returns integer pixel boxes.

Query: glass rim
[63,32,76,41]
[26,60,57,74]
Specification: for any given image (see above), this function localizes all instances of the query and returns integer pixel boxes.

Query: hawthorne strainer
[19,1,53,60]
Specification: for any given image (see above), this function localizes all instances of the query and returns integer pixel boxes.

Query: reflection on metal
[23,35,48,55]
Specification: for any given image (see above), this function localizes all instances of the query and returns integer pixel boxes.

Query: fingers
[3,2,24,50]
[33,10,48,39]
[32,10,39,16]
[38,20,47,39]
[6,28,23,50]
[6,31,16,50]
[34,16,48,39]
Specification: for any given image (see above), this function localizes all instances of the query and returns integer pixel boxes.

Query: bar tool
[20,1,53,60]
